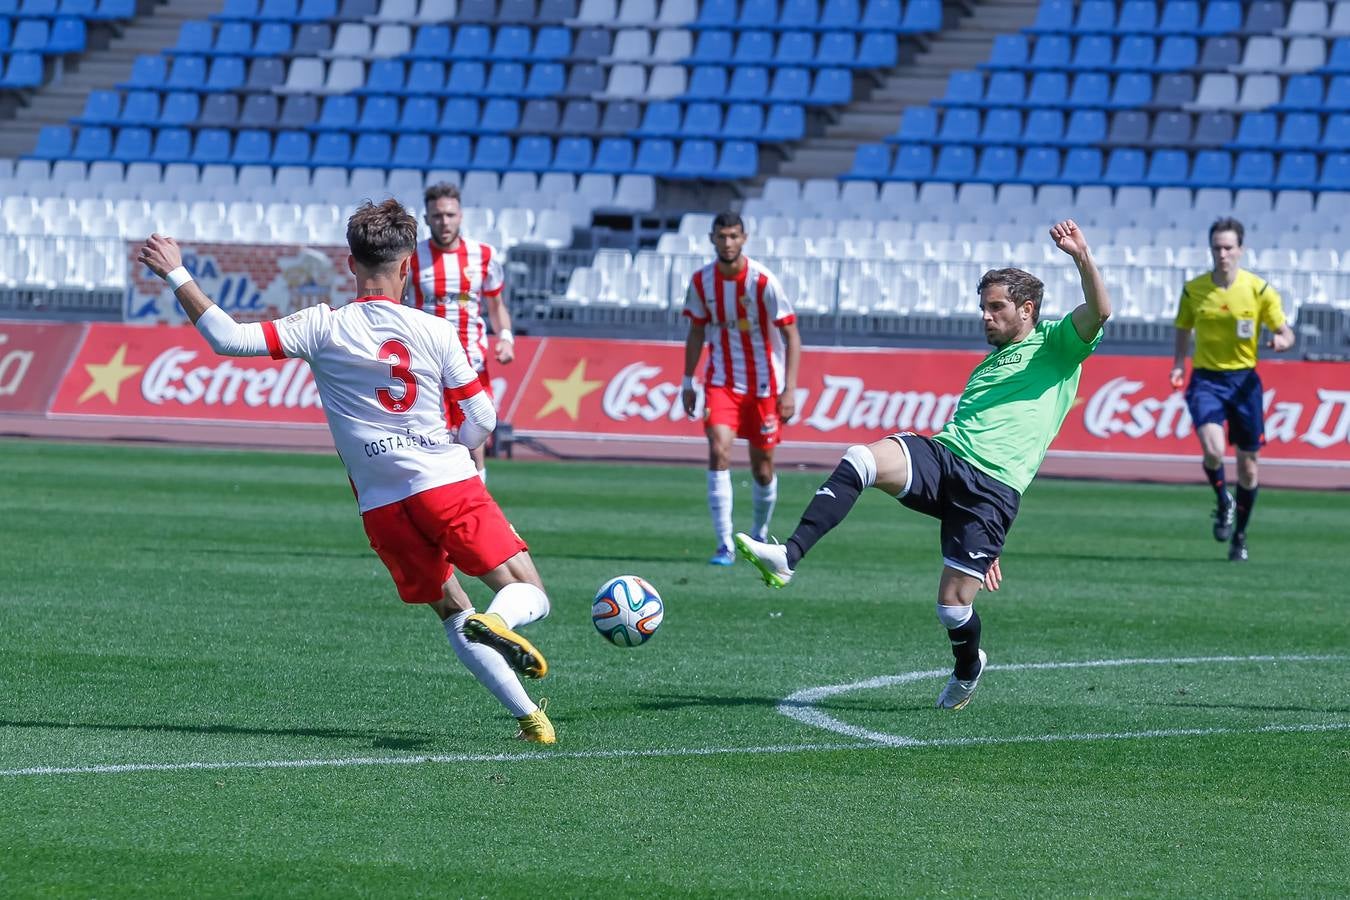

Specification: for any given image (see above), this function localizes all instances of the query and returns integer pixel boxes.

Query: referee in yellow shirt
[1169,217,1295,562]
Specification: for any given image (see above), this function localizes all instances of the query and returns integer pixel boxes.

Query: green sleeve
[1045,314,1101,363]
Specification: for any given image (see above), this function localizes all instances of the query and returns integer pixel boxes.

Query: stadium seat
[634,138,675,175]
[1190,150,1232,188]
[29,125,72,160]
[1063,109,1106,144]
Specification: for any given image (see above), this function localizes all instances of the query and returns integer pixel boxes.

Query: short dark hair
[424,181,461,207]
[978,268,1044,323]
[711,211,744,233]
[347,199,417,270]
[1209,217,1244,247]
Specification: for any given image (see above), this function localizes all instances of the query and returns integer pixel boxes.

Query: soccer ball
[591,575,664,647]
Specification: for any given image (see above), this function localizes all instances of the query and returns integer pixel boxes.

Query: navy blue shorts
[1185,368,1265,452]
[893,434,1020,579]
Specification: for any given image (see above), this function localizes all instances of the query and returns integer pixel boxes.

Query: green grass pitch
[1,438,1347,897]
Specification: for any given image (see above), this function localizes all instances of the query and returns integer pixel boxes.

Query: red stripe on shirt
[432,244,448,317]
[410,249,424,309]
[455,241,472,358]
[755,271,776,396]
[713,271,734,391]
[735,266,757,397]
[260,320,285,360]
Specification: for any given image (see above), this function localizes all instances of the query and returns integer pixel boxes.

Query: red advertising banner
[0,320,86,414]
[48,324,541,425]
[42,325,1350,464]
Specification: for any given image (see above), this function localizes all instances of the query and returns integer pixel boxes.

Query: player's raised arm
[137,233,271,357]
[1052,220,1111,343]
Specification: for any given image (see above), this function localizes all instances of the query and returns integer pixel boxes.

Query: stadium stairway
[761,0,1041,184]
[0,0,225,160]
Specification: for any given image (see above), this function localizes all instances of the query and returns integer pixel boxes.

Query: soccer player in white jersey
[410,182,514,481]
[680,211,801,566]
[136,200,556,744]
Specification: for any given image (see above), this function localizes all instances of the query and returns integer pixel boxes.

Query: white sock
[486,582,550,629]
[707,469,733,549]
[751,475,777,540]
[445,610,535,717]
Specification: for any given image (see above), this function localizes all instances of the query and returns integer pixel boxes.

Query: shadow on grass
[0,718,440,751]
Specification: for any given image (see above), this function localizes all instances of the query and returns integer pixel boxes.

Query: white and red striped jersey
[682,257,796,398]
[261,296,487,512]
[408,237,505,372]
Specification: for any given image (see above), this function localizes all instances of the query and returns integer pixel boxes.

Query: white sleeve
[453,391,497,450]
[195,306,271,357]
[439,325,497,448]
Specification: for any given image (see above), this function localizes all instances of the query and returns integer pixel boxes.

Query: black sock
[948,609,983,680]
[1234,485,1258,537]
[1204,464,1228,501]
[785,459,865,568]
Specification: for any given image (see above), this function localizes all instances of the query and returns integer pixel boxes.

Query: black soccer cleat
[1213,491,1236,542]
[1228,535,1248,562]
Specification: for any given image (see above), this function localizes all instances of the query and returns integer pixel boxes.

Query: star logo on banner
[536,359,602,421]
[77,344,143,405]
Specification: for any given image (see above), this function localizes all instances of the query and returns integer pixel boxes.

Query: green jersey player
[736,220,1110,710]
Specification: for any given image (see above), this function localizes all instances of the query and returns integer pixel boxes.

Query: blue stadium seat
[734,31,773,65]
[314,95,357,131]
[1018,147,1060,182]
[111,126,152,163]
[278,95,317,129]
[860,0,901,31]
[1277,113,1322,152]
[393,134,431,168]
[59,0,96,13]
[592,137,634,173]
[170,20,213,55]
[1274,75,1325,113]
[1071,0,1116,34]
[199,92,239,126]
[509,135,551,172]
[409,24,450,58]
[160,91,200,126]
[1319,152,1350,190]
[817,32,857,67]
[76,89,120,125]
[10,19,48,53]
[900,0,940,31]
[1326,39,1350,76]
[844,143,890,180]
[985,71,1026,106]
[980,107,1023,143]
[729,66,770,102]
[92,0,135,18]
[1107,72,1153,108]
[1066,72,1110,107]
[693,0,736,29]
[271,130,312,166]
[682,101,722,137]
[1054,147,1102,185]
[119,90,159,125]
[1325,76,1350,112]
[232,129,272,165]
[1156,0,1198,35]
[151,128,191,164]
[48,17,86,53]
[297,0,336,20]
[716,140,757,179]
[358,96,399,131]
[779,0,819,30]
[1116,0,1156,33]
[448,61,486,94]
[690,29,731,63]
[932,145,976,181]
[636,100,681,136]
[1110,35,1155,72]
[255,0,300,21]
[1107,109,1147,144]
[311,132,353,167]
[775,32,814,67]
[982,34,1028,70]
[493,25,532,60]
[239,94,279,128]
[1022,108,1065,145]
[252,22,291,55]
[397,96,437,132]
[810,68,851,104]
[685,66,728,100]
[722,102,765,139]
[524,63,565,98]
[1101,148,1145,186]
[166,55,207,90]
[938,107,980,142]
[19,0,59,15]
[1197,0,1239,35]
[672,139,717,178]
[889,106,937,143]
[763,103,804,140]
[208,22,251,56]
[531,26,569,59]
[484,62,525,97]
[1275,152,1318,190]
[440,97,480,133]
[203,56,244,91]
[1189,150,1231,187]
[1324,113,1350,151]
[30,125,72,159]
[471,135,511,171]
[118,55,166,89]
[1028,0,1073,33]
[820,0,859,30]
[431,135,471,169]
[553,137,592,172]
[361,59,405,95]
[892,144,932,179]
[1232,151,1274,189]
[1063,108,1106,144]
[193,128,232,164]
[522,98,561,132]
[1025,71,1068,107]
[973,146,1018,183]
[1154,36,1196,71]
[453,24,491,59]
[771,67,810,103]
[1028,34,1071,69]
[938,70,983,106]
[1070,35,1112,71]
[479,98,520,131]
[1143,149,1187,187]
[634,138,676,175]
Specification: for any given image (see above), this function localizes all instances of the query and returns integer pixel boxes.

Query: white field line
[2,655,1345,779]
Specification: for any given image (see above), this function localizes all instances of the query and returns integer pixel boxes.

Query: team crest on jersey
[737,318,752,331]
[458,292,472,306]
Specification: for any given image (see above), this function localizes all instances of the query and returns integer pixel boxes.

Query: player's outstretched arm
[1050,220,1111,344]
[137,233,271,357]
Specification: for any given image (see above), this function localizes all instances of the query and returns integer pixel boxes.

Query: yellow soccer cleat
[463,612,548,679]
[515,699,555,745]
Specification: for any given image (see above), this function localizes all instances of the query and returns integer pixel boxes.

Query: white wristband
[498,329,514,343]
[164,266,193,291]
[682,375,695,391]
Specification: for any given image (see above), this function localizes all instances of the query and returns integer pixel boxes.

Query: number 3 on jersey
[376,339,418,412]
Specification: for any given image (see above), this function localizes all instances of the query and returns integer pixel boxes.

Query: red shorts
[446,366,494,430]
[704,384,781,449]
[361,478,527,604]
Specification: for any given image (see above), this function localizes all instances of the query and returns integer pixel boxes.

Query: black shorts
[893,434,1021,578]
[1185,368,1265,452]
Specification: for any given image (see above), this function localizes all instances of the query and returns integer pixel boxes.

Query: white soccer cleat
[733,532,793,588]
[936,649,987,710]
